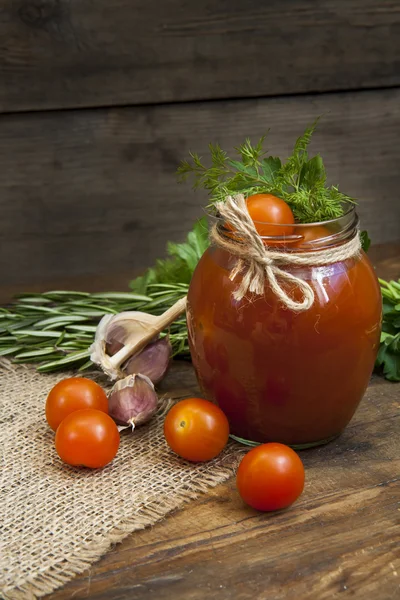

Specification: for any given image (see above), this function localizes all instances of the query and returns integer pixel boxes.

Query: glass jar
[186,207,382,448]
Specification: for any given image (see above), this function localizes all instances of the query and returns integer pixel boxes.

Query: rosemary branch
[0,285,189,373]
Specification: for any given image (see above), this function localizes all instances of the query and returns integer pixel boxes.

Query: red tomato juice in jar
[186,208,382,447]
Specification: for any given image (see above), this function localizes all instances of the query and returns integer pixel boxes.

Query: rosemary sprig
[0,286,189,372]
[177,121,355,223]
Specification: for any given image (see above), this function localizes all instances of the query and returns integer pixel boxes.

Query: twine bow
[210,194,361,312]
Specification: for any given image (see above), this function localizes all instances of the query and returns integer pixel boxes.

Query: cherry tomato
[164,398,229,462]
[295,225,331,246]
[55,409,120,468]
[46,377,108,431]
[236,443,305,511]
[246,194,295,237]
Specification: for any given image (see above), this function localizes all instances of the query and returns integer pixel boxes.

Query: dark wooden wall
[1,1,400,289]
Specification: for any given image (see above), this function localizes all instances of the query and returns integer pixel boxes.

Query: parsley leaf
[376,337,400,381]
[360,230,371,252]
[375,278,400,381]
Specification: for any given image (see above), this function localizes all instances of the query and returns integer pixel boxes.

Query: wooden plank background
[1,0,400,112]
[0,1,399,289]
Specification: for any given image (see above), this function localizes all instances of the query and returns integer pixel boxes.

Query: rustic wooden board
[1,0,400,113]
[47,365,400,600]
[1,88,400,288]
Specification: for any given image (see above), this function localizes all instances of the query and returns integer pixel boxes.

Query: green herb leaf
[14,347,59,359]
[234,136,266,168]
[0,346,24,356]
[360,231,371,252]
[376,337,400,381]
[375,278,400,381]
[37,350,91,372]
[261,156,282,183]
[299,155,326,189]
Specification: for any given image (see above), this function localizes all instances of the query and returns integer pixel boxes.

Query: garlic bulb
[124,337,172,384]
[108,374,158,430]
[89,296,186,380]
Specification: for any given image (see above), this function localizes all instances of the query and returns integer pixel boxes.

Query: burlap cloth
[0,361,242,599]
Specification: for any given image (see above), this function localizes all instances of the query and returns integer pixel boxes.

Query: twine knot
[210,194,361,312]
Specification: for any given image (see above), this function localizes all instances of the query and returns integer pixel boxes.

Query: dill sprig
[177,120,355,223]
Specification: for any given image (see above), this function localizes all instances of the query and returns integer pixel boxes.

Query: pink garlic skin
[108,374,158,428]
[123,337,172,384]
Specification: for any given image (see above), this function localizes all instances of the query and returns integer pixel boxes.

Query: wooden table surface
[4,244,400,600]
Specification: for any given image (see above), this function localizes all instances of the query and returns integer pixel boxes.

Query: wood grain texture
[47,368,400,600]
[368,242,400,282]
[0,0,400,112]
[1,88,400,288]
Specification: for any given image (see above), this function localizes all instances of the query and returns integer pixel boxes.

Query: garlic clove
[105,324,128,356]
[90,297,187,381]
[106,322,160,358]
[123,337,172,384]
[108,373,158,430]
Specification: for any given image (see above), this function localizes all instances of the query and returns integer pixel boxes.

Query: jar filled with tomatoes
[186,200,381,447]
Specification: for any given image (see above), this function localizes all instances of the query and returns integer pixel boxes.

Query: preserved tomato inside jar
[186,209,382,447]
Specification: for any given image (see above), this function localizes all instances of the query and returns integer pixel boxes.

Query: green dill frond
[209,142,228,168]
[292,118,319,164]
[234,135,267,168]
[176,159,194,181]
[177,120,356,223]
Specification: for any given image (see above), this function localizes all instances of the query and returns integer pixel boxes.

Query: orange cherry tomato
[294,225,331,247]
[46,377,108,431]
[164,398,229,462]
[55,409,120,468]
[246,194,295,237]
[236,443,305,511]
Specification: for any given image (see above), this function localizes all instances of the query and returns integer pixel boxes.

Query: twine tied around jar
[210,194,362,312]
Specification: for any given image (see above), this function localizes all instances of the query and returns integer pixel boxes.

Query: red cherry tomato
[55,409,120,469]
[236,443,305,511]
[164,398,229,462]
[246,194,295,237]
[46,377,108,431]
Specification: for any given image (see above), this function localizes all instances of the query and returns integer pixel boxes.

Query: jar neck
[215,209,359,253]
